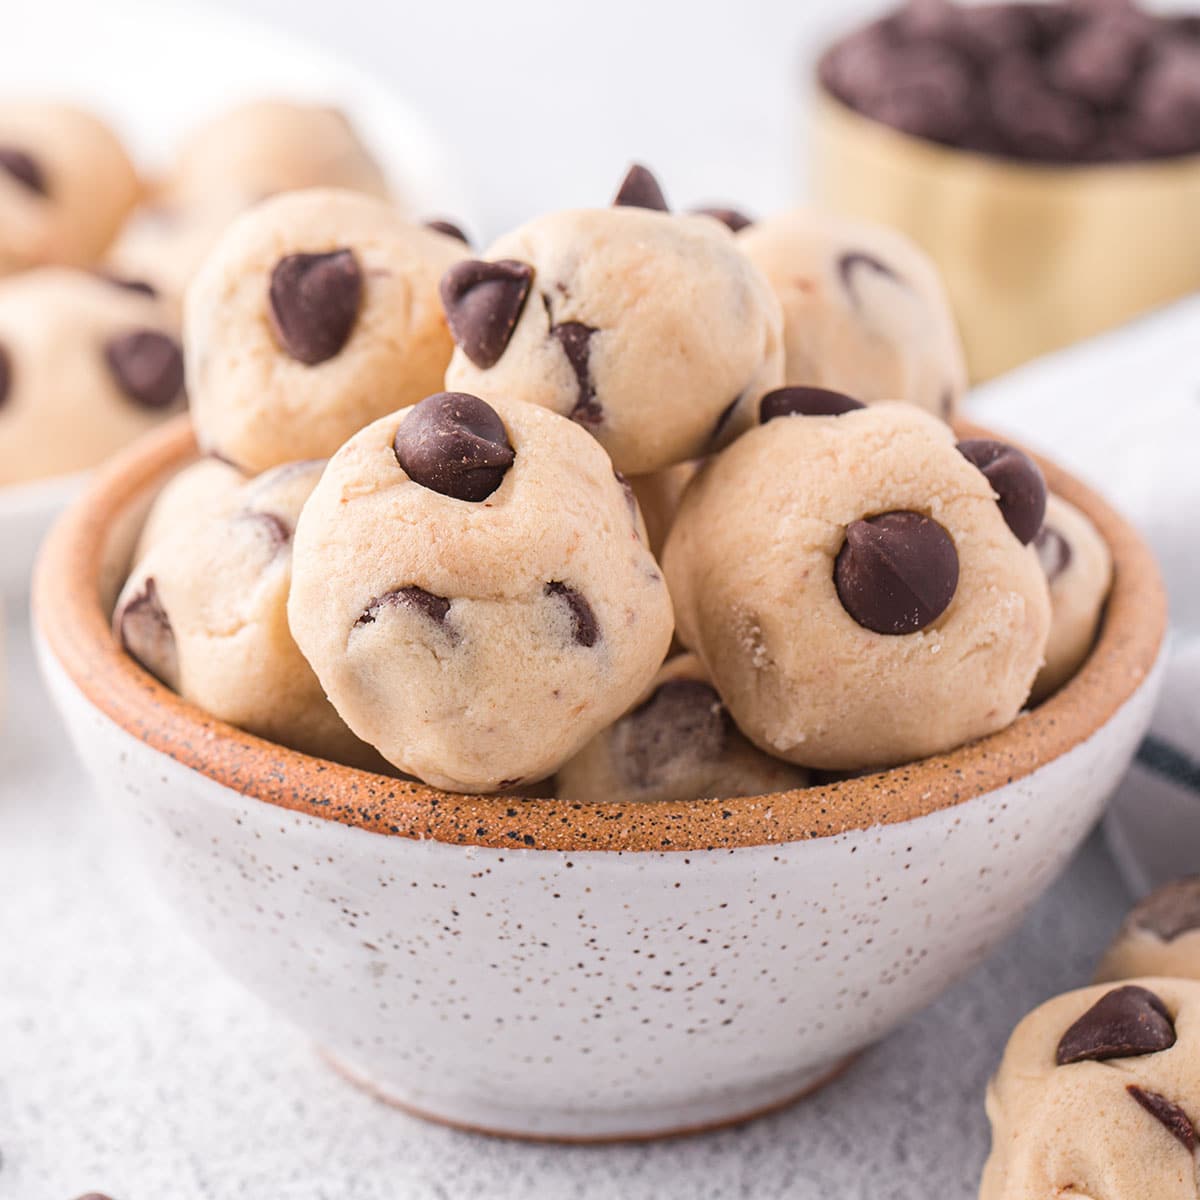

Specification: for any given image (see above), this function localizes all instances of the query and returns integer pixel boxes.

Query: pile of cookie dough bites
[0,98,403,485]
[114,162,1114,799]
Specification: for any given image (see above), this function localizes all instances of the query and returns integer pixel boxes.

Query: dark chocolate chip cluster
[820,0,1200,162]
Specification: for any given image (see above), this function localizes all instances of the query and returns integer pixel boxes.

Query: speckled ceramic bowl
[34,416,1166,1141]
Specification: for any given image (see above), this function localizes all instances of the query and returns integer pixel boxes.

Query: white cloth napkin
[969,294,1200,897]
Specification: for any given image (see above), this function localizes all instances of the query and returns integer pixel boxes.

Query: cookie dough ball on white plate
[1030,492,1113,703]
[165,99,389,214]
[289,391,675,793]
[662,394,1051,771]
[114,459,382,770]
[0,269,184,487]
[441,165,783,475]
[0,101,140,275]
[185,189,467,472]
[981,979,1200,1200]
[1096,878,1200,985]
[133,454,247,563]
[738,209,966,420]
[556,653,809,803]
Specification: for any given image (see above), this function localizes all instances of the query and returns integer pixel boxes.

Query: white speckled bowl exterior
[34,418,1167,1141]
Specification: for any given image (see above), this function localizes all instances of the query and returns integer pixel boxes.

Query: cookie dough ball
[738,210,966,419]
[288,392,675,792]
[185,189,467,472]
[629,462,696,560]
[442,191,783,474]
[1030,493,1113,703]
[114,459,380,769]
[166,100,388,214]
[1096,879,1200,985]
[106,205,233,325]
[981,979,1200,1199]
[134,455,247,563]
[0,269,185,486]
[556,653,809,803]
[0,102,140,274]
[662,398,1051,770]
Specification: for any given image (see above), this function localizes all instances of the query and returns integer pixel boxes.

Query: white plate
[2,0,473,602]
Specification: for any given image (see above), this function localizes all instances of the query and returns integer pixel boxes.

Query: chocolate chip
[1139,1088,1196,1146]
[1130,877,1200,943]
[99,271,158,299]
[1049,12,1149,107]
[73,1194,116,1200]
[1056,985,1176,1065]
[838,251,903,308]
[423,218,470,245]
[545,581,599,647]
[988,56,1097,160]
[614,679,730,790]
[613,163,669,212]
[393,391,514,502]
[103,331,184,409]
[1128,1086,1196,1152]
[957,438,1047,545]
[1034,524,1072,582]
[268,249,363,366]
[0,342,10,411]
[237,510,291,551]
[356,586,451,628]
[0,147,46,195]
[760,386,865,423]
[113,577,179,689]
[440,259,534,369]
[691,206,754,232]
[550,321,601,426]
[835,511,959,636]
[712,395,742,442]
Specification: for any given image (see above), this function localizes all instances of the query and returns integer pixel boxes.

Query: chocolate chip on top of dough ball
[185,189,467,472]
[662,401,1050,771]
[556,653,809,803]
[0,268,183,486]
[288,392,674,793]
[739,209,966,421]
[268,248,364,366]
[1096,878,1200,985]
[981,979,1200,1199]
[441,166,783,475]
[956,437,1047,545]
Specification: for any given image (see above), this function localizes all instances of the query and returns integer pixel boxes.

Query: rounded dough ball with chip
[982,979,1200,1200]
[662,401,1050,771]
[288,392,675,792]
[1096,878,1200,985]
[1030,493,1113,702]
[556,653,808,803]
[738,210,965,419]
[114,459,381,769]
[185,189,467,472]
[0,268,185,486]
[442,206,783,475]
[165,99,388,214]
[0,102,140,275]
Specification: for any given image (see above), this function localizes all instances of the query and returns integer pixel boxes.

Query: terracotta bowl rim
[33,414,1167,854]
[811,81,1200,181]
